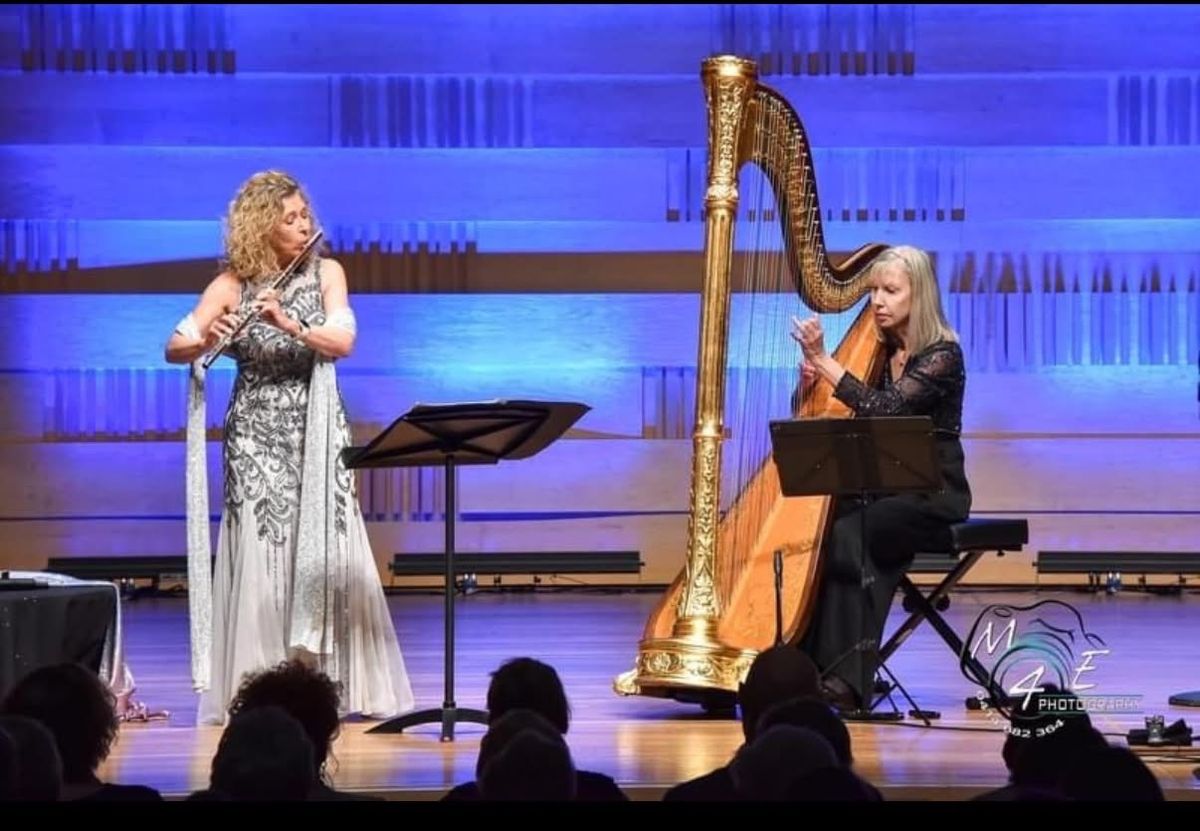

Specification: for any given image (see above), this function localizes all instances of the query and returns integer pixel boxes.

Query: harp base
[613,623,758,703]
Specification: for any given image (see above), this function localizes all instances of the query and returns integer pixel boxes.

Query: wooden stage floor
[98,587,1200,800]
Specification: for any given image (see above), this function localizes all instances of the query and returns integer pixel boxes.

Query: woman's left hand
[253,288,290,331]
[800,361,818,391]
[791,314,827,360]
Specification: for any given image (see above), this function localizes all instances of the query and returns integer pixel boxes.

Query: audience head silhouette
[0,715,62,801]
[209,705,315,801]
[1059,745,1164,802]
[783,765,883,802]
[229,658,341,778]
[486,657,571,734]
[755,695,853,767]
[737,646,821,742]
[0,662,118,784]
[478,712,577,801]
[729,725,837,800]
[1001,684,1108,789]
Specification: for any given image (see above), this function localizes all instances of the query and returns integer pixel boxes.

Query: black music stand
[769,415,942,723]
[343,399,590,741]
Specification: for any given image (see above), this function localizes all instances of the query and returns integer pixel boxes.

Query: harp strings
[718,101,802,610]
[716,95,855,612]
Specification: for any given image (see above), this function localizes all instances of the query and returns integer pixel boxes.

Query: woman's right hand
[791,315,827,361]
[205,309,243,350]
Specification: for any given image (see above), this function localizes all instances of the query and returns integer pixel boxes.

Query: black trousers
[798,495,954,704]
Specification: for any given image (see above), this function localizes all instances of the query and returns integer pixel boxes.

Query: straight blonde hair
[870,245,957,354]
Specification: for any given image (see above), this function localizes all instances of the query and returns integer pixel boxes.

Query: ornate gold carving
[612,668,641,696]
[704,183,737,205]
[702,57,756,209]
[707,80,744,200]
[631,645,756,694]
[677,435,720,620]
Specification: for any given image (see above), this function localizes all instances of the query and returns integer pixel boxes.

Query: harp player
[790,245,972,712]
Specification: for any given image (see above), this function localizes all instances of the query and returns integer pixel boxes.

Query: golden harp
[616,56,889,705]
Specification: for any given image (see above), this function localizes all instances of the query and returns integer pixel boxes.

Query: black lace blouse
[833,340,966,437]
[830,339,971,520]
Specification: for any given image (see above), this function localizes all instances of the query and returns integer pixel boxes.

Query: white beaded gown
[189,260,415,725]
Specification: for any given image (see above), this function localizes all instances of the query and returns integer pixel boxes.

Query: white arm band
[326,307,357,335]
[175,312,200,340]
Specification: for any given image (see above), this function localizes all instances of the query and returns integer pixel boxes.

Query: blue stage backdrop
[0,4,1197,584]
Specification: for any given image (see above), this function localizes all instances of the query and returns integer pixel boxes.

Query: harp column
[627,56,761,696]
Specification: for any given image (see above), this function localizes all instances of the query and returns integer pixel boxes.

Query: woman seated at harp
[789,245,971,712]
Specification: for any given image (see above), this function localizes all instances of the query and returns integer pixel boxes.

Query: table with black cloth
[0,584,116,700]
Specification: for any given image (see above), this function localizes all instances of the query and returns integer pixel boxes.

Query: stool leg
[879,550,1008,708]
[879,578,930,662]
[880,550,983,662]
[903,579,1007,707]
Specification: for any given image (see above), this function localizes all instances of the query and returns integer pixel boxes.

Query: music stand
[343,399,590,741]
[769,415,942,723]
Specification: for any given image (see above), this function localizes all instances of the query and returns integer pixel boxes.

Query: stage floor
[98,587,1200,800]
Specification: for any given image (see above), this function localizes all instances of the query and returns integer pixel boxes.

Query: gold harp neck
[747,81,885,312]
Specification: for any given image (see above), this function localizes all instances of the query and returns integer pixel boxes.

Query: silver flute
[201,229,325,369]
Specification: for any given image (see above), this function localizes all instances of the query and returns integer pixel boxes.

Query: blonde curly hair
[222,170,322,281]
